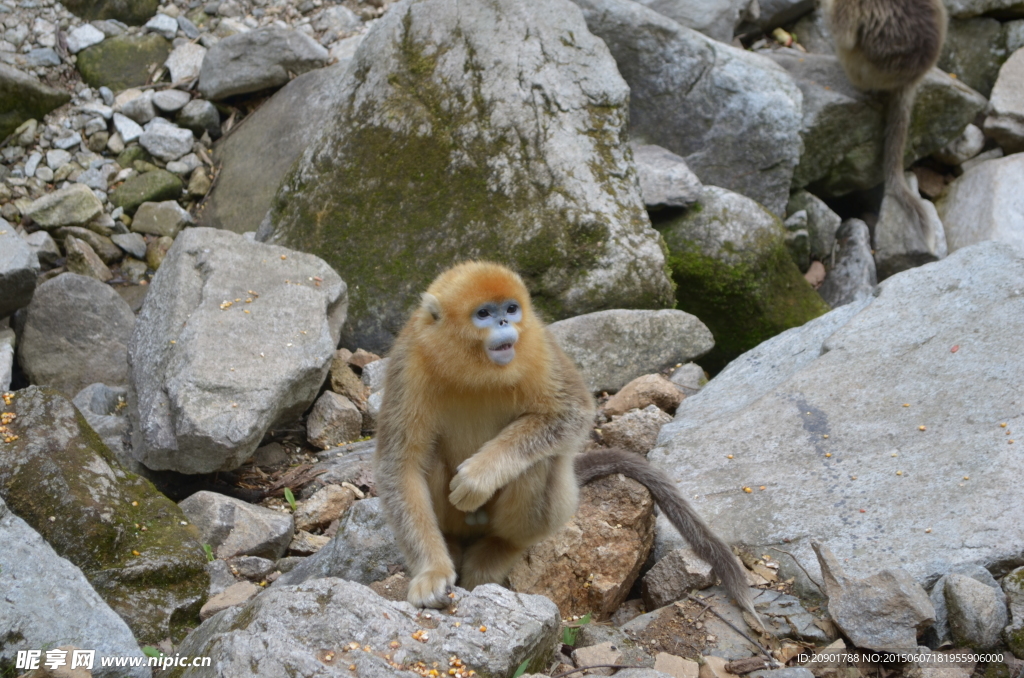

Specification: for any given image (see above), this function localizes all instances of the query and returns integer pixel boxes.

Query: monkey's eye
[506,304,518,315]
[476,308,491,319]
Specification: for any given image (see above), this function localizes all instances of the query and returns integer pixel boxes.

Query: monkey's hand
[448,457,499,512]
[407,567,457,609]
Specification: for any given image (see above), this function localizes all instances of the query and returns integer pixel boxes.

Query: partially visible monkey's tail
[884,83,933,239]
[575,448,762,629]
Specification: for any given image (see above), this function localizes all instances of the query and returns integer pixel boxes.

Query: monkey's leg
[460,455,579,589]
[460,536,527,589]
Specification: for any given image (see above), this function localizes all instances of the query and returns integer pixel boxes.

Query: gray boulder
[769,51,987,197]
[983,48,1024,154]
[927,564,1007,648]
[0,497,150,678]
[933,123,986,166]
[23,230,61,268]
[0,387,208,644]
[0,63,72,139]
[818,219,876,309]
[198,27,329,100]
[649,241,1024,596]
[17,273,135,395]
[272,497,401,588]
[260,0,674,352]
[629,0,758,42]
[573,0,803,216]
[945,574,1008,650]
[139,118,195,162]
[656,185,829,370]
[173,579,560,678]
[200,61,353,233]
[937,17,1008,97]
[0,227,39,319]
[179,491,294,560]
[814,541,935,651]
[129,228,347,473]
[936,153,1024,254]
[631,143,704,210]
[548,309,714,393]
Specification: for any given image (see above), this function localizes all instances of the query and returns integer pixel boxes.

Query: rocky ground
[1,0,1024,677]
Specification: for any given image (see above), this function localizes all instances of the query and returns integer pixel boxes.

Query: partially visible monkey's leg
[460,454,579,588]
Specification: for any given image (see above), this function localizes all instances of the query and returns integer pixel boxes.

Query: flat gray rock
[179,490,294,560]
[17,273,135,395]
[631,143,703,209]
[198,27,328,100]
[573,0,803,216]
[175,579,560,678]
[139,118,195,161]
[23,183,104,228]
[548,309,714,393]
[0,497,150,678]
[0,226,39,318]
[629,0,757,42]
[128,227,347,473]
[649,242,1024,596]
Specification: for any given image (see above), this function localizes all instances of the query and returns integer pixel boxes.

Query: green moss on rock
[0,64,72,139]
[76,34,172,91]
[658,187,830,371]
[0,387,208,644]
[62,0,159,25]
[110,169,183,215]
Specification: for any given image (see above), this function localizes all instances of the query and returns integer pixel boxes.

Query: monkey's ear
[421,293,442,321]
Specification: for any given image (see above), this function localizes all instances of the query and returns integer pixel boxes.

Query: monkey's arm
[448,405,590,512]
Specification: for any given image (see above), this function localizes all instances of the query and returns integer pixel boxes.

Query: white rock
[164,42,206,83]
[933,123,985,165]
[66,23,104,53]
[139,121,194,161]
[112,113,143,143]
[144,13,179,40]
[937,152,1024,254]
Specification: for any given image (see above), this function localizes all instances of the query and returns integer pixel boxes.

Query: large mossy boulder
[259,0,675,352]
[0,64,71,139]
[61,0,158,25]
[769,52,987,198]
[0,387,209,643]
[77,34,172,91]
[656,186,829,371]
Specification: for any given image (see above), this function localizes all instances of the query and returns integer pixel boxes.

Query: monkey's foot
[448,464,495,512]
[407,568,456,609]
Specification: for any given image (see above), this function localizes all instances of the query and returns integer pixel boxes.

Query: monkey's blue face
[472,299,522,366]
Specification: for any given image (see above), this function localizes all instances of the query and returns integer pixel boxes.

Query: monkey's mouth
[487,342,516,365]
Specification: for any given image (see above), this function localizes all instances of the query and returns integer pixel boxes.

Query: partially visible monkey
[823,0,947,244]
[374,261,759,624]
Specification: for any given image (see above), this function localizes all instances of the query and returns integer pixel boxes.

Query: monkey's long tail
[575,448,762,628]
[884,83,933,238]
